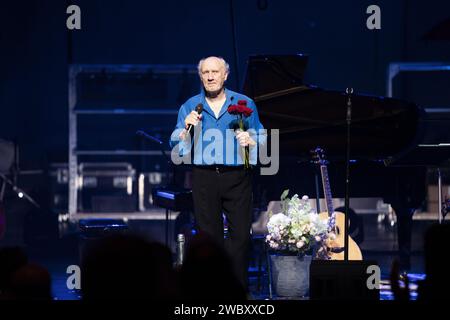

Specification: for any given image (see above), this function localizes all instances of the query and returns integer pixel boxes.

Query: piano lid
[242,54,309,101]
[242,54,421,161]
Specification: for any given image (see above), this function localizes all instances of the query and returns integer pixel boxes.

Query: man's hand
[236,130,256,147]
[184,111,202,129]
[179,111,202,140]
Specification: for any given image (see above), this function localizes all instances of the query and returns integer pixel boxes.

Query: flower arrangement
[227,99,253,169]
[266,190,329,256]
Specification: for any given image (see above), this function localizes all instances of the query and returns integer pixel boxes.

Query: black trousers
[192,165,253,289]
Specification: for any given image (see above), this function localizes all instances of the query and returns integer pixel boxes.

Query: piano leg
[391,205,415,271]
[386,167,426,271]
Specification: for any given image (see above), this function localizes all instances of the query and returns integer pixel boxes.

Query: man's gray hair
[197,56,230,76]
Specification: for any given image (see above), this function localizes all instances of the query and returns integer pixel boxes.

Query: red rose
[227,105,239,115]
[228,103,253,118]
[237,105,246,114]
[238,105,253,118]
[226,100,252,169]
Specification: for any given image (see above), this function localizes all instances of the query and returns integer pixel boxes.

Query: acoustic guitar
[312,148,362,260]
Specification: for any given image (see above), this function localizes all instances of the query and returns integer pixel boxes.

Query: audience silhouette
[390,222,450,301]
[178,232,247,301]
[8,263,52,300]
[0,246,28,299]
[1,246,52,300]
[81,234,177,300]
[417,222,450,300]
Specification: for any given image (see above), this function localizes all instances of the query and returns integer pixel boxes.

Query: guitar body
[318,211,362,260]
[312,147,363,261]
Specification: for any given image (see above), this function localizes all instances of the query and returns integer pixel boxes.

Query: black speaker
[310,260,380,300]
[78,219,129,263]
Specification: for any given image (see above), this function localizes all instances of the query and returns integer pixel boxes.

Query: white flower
[266,192,329,254]
[267,213,291,232]
[296,241,305,248]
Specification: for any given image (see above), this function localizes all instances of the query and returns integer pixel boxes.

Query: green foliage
[280,189,289,214]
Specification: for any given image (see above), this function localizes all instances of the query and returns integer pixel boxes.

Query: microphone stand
[136,130,174,247]
[0,141,41,241]
[0,141,40,209]
[0,172,40,209]
[344,87,353,262]
[136,130,173,178]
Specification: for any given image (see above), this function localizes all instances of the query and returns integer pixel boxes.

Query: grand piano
[242,54,450,268]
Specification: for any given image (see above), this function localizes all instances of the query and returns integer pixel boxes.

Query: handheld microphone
[186,103,203,133]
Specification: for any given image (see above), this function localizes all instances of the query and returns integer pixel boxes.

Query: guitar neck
[320,165,334,216]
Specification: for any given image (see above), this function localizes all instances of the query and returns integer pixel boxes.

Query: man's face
[200,57,228,95]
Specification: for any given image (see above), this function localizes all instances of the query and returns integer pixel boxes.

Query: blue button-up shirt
[170,88,266,166]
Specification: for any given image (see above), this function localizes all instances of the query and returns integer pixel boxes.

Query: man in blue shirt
[170,56,265,289]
